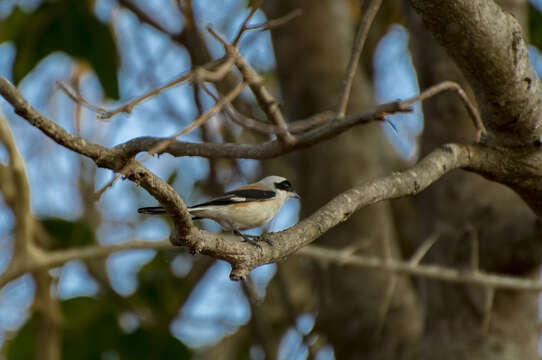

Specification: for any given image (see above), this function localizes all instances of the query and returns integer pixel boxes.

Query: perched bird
[138,175,300,246]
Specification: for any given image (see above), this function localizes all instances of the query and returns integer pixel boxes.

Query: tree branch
[297,245,542,292]
[170,143,479,279]
[0,110,33,257]
[58,57,235,119]
[112,101,411,161]
[2,70,527,280]
[408,0,542,146]
[207,26,295,145]
[336,0,383,118]
[0,239,172,288]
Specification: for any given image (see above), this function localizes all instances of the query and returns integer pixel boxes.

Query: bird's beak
[291,192,301,199]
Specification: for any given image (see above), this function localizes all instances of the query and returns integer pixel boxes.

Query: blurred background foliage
[0,0,542,359]
[0,0,119,98]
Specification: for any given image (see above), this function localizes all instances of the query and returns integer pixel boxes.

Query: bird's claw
[241,236,263,250]
[236,232,273,248]
[258,235,274,246]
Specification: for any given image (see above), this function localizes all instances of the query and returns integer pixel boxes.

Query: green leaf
[0,0,119,98]
[131,252,188,318]
[167,170,178,186]
[5,297,191,360]
[4,314,37,360]
[118,328,191,359]
[41,218,95,250]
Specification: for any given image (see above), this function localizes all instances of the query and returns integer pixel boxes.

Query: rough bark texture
[409,0,542,147]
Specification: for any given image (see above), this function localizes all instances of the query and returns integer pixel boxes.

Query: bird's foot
[241,236,263,249]
[242,233,274,246]
[232,230,262,249]
[234,231,273,248]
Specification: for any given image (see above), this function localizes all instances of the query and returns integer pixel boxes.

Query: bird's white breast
[189,198,283,230]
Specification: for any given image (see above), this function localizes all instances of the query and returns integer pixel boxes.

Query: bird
[138,175,300,247]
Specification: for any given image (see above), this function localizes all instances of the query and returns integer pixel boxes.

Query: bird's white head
[257,175,300,200]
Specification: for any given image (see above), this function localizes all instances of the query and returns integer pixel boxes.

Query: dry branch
[409,0,542,146]
[245,9,302,32]
[336,0,383,118]
[298,246,542,292]
[206,26,295,145]
[58,57,235,119]
[0,73,504,280]
[0,70,480,281]
[0,111,33,257]
[400,81,485,140]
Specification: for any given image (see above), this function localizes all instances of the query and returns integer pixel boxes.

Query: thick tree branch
[408,0,542,146]
[113,101,411,161]
[0,139,478,284]
[170,143,478,279]
[0,75,410,166]
[4,73,537,280]
[0,74,500,280]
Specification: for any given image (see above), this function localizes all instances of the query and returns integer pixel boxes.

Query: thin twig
[59,57,234,120]
[207,26,296,145]
[376,225,397,336]
[481,287,495,335]
[117,0,174,36]
[201,83,334,135]
[467,225,480,273]
[336,0,383,117]
[232,2,260,46]
[57,82,108,116]
[376,275,398,336]
[232,2,301,46]
[93,81,247,199]
[148,81,247,155]
[0,239,173,288]
[298,245,542,292]
[245,9,302,32]
[408,233,439,265]
[400,81,485,140]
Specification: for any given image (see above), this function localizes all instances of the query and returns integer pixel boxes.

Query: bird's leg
[239,231,274,246]
[255,230,274,246]
[228,222,262,249]
[240,233,273,246]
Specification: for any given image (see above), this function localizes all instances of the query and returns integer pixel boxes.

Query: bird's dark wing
[138,206,166,214]
[189,187,275,208]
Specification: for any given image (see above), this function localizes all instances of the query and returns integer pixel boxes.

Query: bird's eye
[275,180,292,191]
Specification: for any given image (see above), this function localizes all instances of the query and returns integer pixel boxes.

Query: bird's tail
[137,206,166,215]
[138,206,202,220]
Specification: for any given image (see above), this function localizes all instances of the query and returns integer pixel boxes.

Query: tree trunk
[264,1,423,358]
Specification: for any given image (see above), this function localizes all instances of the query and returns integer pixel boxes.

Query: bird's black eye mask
[275,180,293,192]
